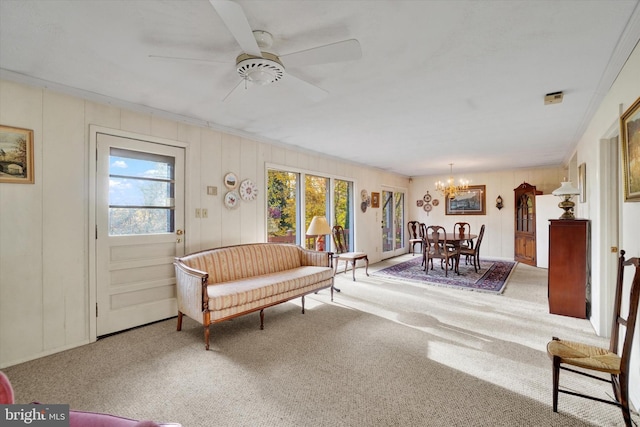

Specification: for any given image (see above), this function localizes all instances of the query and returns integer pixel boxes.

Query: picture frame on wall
[578,162,586,203]
[371,192,380,208]
[621,96,640,202]
[445,185,486,215]
[0,125,34,184]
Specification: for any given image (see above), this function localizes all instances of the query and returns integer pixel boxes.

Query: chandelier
[435,163,469,200]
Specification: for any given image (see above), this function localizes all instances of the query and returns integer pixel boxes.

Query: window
[108,148,175,235]
[266,167,354,250]
[305,174,330,249]
[267,170,298,244]
[334,179,354,250]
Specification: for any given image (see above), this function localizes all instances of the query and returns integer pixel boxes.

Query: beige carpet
[2,255,638,426]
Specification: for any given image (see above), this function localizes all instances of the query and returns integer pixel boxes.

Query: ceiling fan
[150,0,362,102]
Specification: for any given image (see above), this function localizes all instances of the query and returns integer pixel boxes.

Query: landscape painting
[446,185,486,215]
[0,125,34,184]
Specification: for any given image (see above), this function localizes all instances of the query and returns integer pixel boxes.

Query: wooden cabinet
[514,182,542,266]
[548,219,590,318]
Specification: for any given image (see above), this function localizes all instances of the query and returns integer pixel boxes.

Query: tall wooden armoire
[547,219,590,318]
[514,182,542,266]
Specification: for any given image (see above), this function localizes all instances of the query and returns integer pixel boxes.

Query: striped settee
[174,243,335,350]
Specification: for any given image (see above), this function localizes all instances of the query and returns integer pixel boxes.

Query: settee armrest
[300,248,333,268]
[174,260,208,323]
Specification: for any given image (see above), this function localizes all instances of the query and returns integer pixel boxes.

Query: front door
[96,133,185,336]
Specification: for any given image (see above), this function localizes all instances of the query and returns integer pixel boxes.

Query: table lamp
[551,180,581,219]
[306,216,332,251]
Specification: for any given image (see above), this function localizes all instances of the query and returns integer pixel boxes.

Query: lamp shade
[306,216,332,236]
[552,181,580,196]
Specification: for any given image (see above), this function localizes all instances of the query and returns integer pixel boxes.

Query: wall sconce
[496,195,504,210]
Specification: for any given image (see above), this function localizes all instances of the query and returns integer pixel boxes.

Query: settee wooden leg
[260,309,264,330]
[204,326,210,351]
[301,295,305,314]
[177,311,183,331]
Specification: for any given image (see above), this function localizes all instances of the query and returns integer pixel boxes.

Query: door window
[108,148,176,235]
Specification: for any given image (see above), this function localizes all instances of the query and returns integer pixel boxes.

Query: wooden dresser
[547,219,590,318]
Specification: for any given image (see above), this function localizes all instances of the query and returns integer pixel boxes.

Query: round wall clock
[224,172,238,189]
[239,179,258,201]
[224,191,240,209]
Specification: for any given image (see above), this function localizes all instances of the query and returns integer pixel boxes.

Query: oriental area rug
[373,256,517,294]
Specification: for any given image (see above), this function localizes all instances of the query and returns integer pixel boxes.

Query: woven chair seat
[547,339,620,374]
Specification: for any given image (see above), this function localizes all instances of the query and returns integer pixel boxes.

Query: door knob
[176,229,184,235]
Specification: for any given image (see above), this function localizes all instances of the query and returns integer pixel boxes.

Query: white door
[96,133,185,336]
[381,188,406,259]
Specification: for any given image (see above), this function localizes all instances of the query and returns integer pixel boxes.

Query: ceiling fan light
[246,68,276,85]
[236,53,284,85]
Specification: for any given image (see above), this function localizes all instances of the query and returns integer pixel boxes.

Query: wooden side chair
[407,221,424,255]
[453,221,473,249]
[546,251,640,426]
[423,225,459,277]
[331,225,369,281]
[460,224,485,273]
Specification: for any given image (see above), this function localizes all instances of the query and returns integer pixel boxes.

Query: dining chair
[453,222,473,249]
[459,224,485,272]
[546,251,640,427]
[331,225,369,281]
[407,221,424,256]
[423,225,459,277]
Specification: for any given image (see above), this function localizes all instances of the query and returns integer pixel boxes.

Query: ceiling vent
[544,91,564,105]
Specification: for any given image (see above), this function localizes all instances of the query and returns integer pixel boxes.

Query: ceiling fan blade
[209,0,262,57]
[280,72,328,103]
[148,55,229,65]
[280,39,362,68]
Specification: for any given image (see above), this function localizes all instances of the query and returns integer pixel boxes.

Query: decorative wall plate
[224,191,240,209]
[360,189,368,201]
[417,200,424,207]
[432,199,440,206]
[423,193,432,203]
[239,179,258,201]
[224,172,238,189]
[423,203,432,212]
[361,201,368,212]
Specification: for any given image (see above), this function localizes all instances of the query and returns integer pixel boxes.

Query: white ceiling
[1,0,639,177]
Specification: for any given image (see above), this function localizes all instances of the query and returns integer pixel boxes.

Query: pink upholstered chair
[0,371,181,427]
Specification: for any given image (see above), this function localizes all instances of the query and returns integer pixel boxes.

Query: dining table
[424,232,477,275]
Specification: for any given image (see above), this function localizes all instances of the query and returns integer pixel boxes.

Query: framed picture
[578,162,586,203]
[0,125,34,184]
[224,172,238,189]
[371,192,380,208]
[621,96,640,202]
[445,185,486,215]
